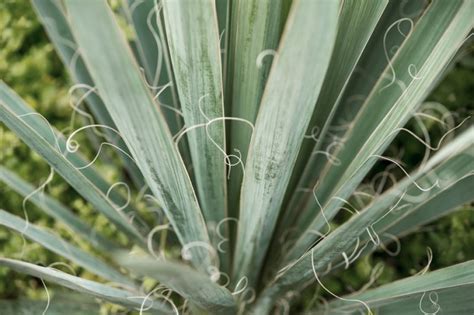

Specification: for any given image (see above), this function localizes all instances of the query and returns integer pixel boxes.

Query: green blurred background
[1,0,473,313]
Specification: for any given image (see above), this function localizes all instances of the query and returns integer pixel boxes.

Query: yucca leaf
[0,295,99,315]
[290,1,428,199]
[0,258,171,313]
[161,0,228,250]
[63,0,213,271]
[335,0,428,125]
[30,0,111,126]
[311,137,473,279]
[298,173,474,286]
[332,129,473,263]
[121,256,236,314]
[349,173,474,265]
[216,0,230,83]
[0,301,96,315]
[0,210,132,286]
[253,127,473,312]
[381,174,474,239]
[289,0,474,257]
[233,0,340,287]
[285,0,388,206]
[314,133,473,271]
[30,0,145,189]
[124,0,193,168]
[124,0,160,85]
[338,284,474,315]
[273,0,388,262]
[0,83,134,213]
[0,167,120,253]
[2,0,472,313]
[226,0,284,220]
[0,83,147,247]
[124,0,182,135]
[325,260,474,314]
[285,127,474,264]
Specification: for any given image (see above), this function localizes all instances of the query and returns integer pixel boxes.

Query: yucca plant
[1,0,473,314]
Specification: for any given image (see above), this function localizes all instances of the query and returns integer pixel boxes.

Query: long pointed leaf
[0,167,120,253]
[285,127,474,264]
[124,0,182,135]
[0,83,146,247]
[348,173,474,265]
[381,174,474,238]
[0,258,171,313]
[0,296,99,315]
[233,0,340,287]
[121,256,236,314]
[286,1,428,215]
[0,83,136,215]
[334,0,428,128]
[0,210,132,286]
[326,260,474,314]
[283,0,388,218]
[271,0,388,267]
[226,0,284,220]
[313,139,474,274]
[254,127,474,312]
[161,0,227,240]
[289,0,474,258]
[31,0,145,189]
[216,0,230,84]
[338,284,474,315]
[63,0,213,271]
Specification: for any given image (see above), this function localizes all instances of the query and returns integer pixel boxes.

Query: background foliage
[0,0,473,312]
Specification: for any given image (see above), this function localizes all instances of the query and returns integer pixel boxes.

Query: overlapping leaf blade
[121,256,236,314]
[0,210,132,285]
[124,0,182,135]
[0,296,99,315]
[333,0,428,128]
[287,0,474,260]
[0,258,172,313]
[284,0,388,204]
[233,0,340,287]
[271,0,388,264]
[253,127,474,312]
[0,82,135,213]
[288,1,429,211]
[31,0,145,189]
[0,83,146,247]
[215,0,230,82]
[325,260,474,314]
[0,167,120,253]
[63,0,213,271]
[381,174,474,238]
[316,141,474,272]
[161,0,228,252]
[285,127,474,264]
[0,0,471,313]
[226,0,284,219]
[349,284,474,315]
